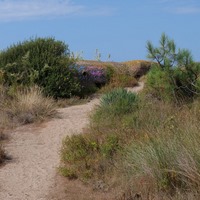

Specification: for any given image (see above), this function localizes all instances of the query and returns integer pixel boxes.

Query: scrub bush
[61,131,121,180]
[99,88,139,116]
[0,37,80,98]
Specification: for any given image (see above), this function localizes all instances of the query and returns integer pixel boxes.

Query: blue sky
[0,0,200,62]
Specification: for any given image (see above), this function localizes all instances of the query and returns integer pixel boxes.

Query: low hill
[76,60,152,79]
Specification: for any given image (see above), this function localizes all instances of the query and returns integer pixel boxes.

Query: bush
[0,37,80,98]
[2,52,39,86]
[41,62,80,98]
[80,66,107,86]
[61,134,97,179]
[0,37,69,74]
[99,88,139,116]
[61,131,121,180]
[70,65,108,97]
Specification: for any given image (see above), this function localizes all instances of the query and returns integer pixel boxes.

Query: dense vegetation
[0,37,80,98]
[1,34,200,198]
[61,34,200,199]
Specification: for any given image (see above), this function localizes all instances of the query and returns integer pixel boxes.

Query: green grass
[99,88,139,116]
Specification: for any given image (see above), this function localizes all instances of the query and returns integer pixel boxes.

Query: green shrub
[40,62,80,98]
[173,63,200,99]
[100,134,120,158]
[61,134,98,179]
[0,37,69,73]
[0,37,80,98]
[99,88,139,116]
[77,83,98,98]
[2,52,39,86]
[61,130,122,180]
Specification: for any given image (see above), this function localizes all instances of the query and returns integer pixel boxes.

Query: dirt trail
[0,83,144,200]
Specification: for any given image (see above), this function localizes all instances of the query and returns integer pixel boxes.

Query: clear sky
[0,0,200,62]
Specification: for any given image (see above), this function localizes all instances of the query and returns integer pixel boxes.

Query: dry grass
[8,86,56,124]
[76,60,123,68]
[99,65,138,93]
[0,85,56,126]
[77,60,152,81]
[122,60,152,79]
[122,60,152,66]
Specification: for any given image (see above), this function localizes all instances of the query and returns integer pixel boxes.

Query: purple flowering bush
[77,65,107,86]
[84,66,107,84]
[71,65,107,97]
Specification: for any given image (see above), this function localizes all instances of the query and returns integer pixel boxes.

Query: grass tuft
[1,86,56,125]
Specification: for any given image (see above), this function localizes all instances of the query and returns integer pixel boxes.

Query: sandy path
[0,99,99,200]
[0,83,144,200]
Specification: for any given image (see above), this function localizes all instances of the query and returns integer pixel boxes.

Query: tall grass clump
[116,97,200,199]
[0,86,56,125]
[99,88,139,116]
